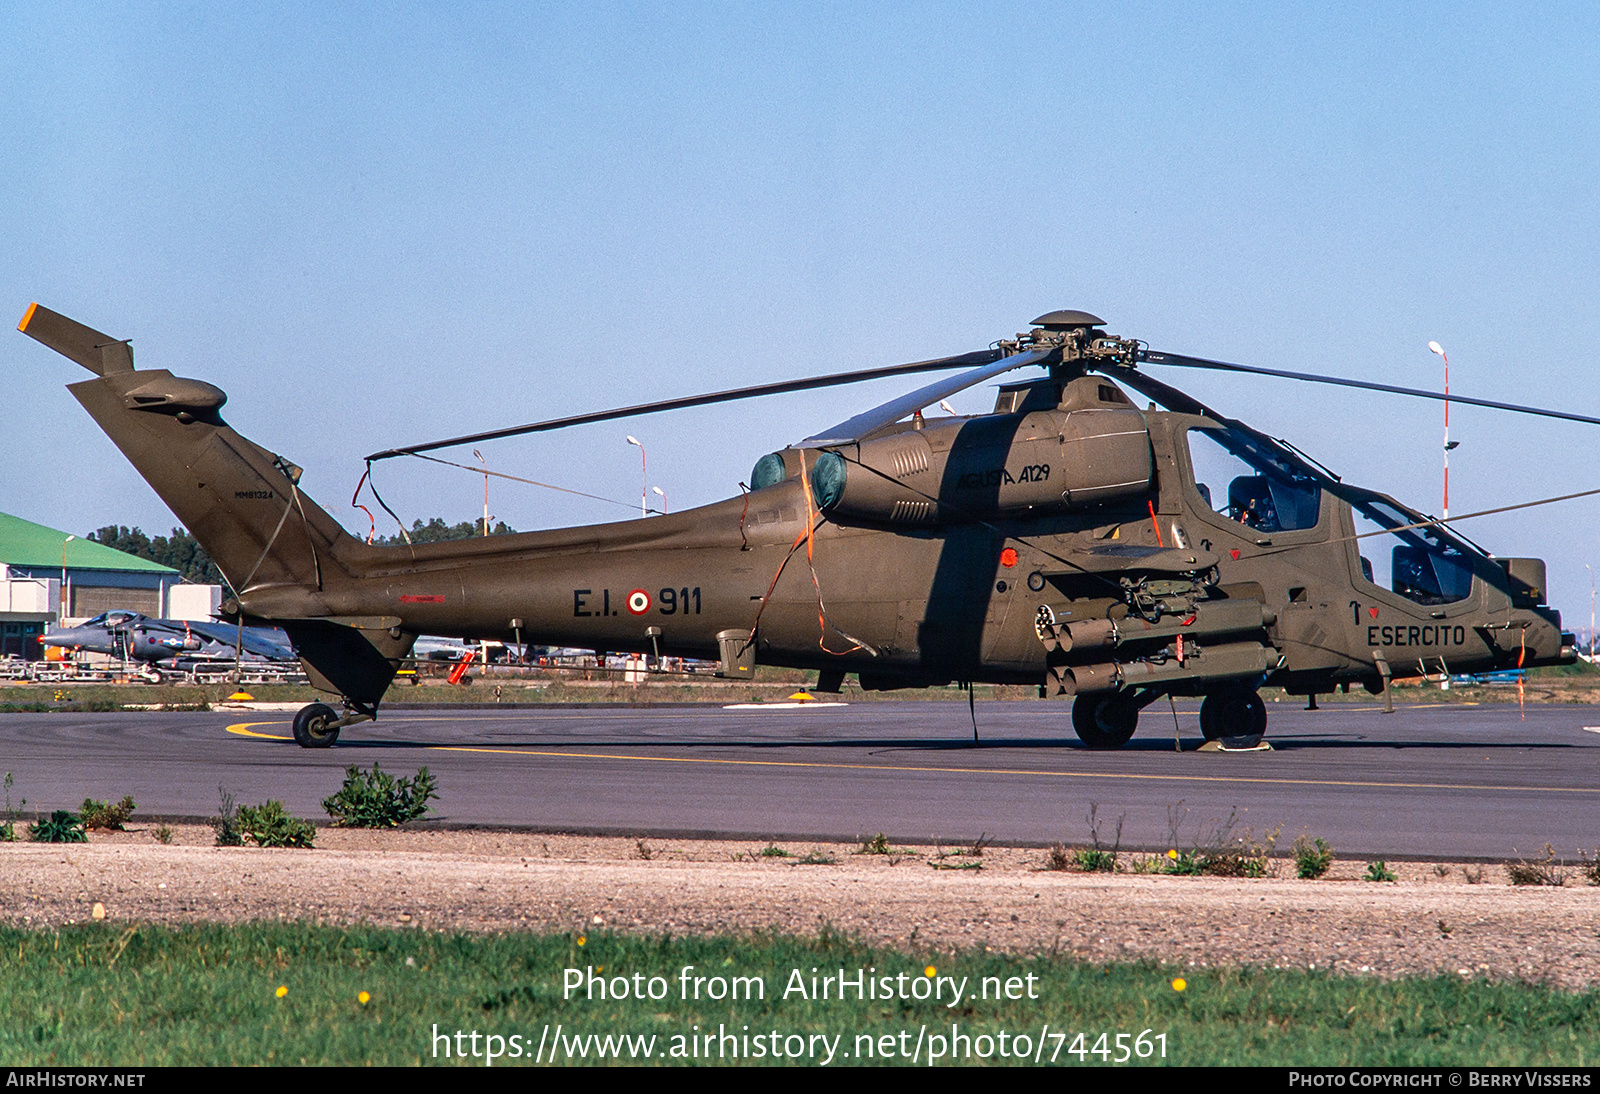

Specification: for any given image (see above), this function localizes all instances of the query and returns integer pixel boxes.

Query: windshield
[1186,425,1322,532]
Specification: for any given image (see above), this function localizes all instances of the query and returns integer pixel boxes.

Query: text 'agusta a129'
[19,304,1580,748]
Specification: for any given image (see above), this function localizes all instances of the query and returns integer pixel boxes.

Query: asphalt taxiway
[2,699,1596,859]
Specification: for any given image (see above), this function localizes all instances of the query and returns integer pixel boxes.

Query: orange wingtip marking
[18,302,38,333]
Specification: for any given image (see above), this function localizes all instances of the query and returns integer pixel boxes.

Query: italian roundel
[626,589,651,615]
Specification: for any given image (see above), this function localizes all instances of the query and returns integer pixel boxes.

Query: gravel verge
[3,826,1598,989]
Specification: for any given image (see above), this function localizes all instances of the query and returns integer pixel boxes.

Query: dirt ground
[3,826,1599,989]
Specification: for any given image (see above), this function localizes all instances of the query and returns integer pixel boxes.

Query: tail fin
[21,303,352,620]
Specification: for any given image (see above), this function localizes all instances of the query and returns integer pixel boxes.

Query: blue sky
[4,2,1598,618]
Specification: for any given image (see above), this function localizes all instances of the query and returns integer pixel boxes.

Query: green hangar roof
[0,513,178,574]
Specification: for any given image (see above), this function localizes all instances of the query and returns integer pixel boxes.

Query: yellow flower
[1167,849,1179,859]
[924,965,937,978]
[1172,978,1187,992]
[358,991,370,1005]
[577,935,586,946]
[275,985,288,998]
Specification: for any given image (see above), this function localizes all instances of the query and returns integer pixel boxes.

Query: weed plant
[28,810,86,843]
[1160,804,1274,877]
[236,801,316,849]
[1505,845,1570,887]
[1293,836,1335,879]
[213,788,243,847]
[322,764,438,828]
[857,833,892,855]
[0,772,23,842]
[80,795,136,831]
[1364,861,1398,883]
[1074,848,1118,872]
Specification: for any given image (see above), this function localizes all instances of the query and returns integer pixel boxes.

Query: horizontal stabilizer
[18,303,133,375]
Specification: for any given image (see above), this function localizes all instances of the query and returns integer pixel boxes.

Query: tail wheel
[292,702,340,748]
[1199,686,1267,741]
[1072,693,1139,750]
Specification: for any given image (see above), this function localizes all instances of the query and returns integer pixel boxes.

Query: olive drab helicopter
[19,303,1582,748]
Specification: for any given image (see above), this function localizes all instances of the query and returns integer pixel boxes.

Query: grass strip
[1,923,1596,1066]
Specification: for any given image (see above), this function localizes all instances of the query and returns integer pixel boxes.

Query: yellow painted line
[226,721,292,740]
[426,746,1597,795]
[227,720,1592,795]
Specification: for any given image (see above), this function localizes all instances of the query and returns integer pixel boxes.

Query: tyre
[1071,693,1138,749]
[1199,686,1267,741]
[292,702,340,748]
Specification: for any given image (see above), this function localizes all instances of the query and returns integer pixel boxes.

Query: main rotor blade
[802,347,1053,447]
[1138,349,1600,428]
[365,348,1004,461]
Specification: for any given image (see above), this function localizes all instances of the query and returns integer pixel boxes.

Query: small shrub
[1583,851,1600,887]
[1129,854,1160,874]
[1044,843,1072,871]
[322,763,438,828]
[29,810,86,843]
[1463,864,1485,884]
[235,800,315,849]
[1365,860,1398,882]
[1432,863,1451,878]
[213,788,243,847]
[153,824,174,845]
[80,795,136,831]
[1505,844,1569,887]
[1293,836,1335,879]
[858,832,891,855]
[635,839,654,860]
[795,849,836,866]
[759,843,791,858]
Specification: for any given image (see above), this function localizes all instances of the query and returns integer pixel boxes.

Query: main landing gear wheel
[292,702,340,748]
[1199,686,1267,742]
[1072,693,1139,750]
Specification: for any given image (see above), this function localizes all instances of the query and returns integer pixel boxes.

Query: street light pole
[652,485,666,514]
[1428,341,1458,521]
[1588,564,1595,660]
[473,450,491,537]
[59,535,74,621]
[626,436,646,518]
[473,450,492,673]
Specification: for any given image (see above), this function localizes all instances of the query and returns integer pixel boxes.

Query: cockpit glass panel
[1350,497,1474,605]
[1185,427,1322,532]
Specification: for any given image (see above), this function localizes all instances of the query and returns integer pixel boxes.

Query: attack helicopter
[18,304,1580,748]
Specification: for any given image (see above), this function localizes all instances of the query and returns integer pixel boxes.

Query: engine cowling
[750,377,1153,525]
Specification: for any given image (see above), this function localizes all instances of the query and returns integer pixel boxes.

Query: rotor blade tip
[18,302,37,333]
